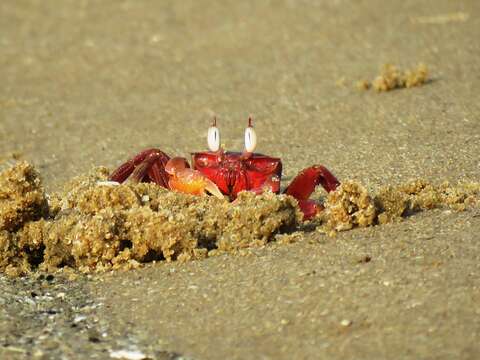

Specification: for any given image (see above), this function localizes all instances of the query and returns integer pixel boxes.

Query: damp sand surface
[1,0,480,359]
[1,162,478,276]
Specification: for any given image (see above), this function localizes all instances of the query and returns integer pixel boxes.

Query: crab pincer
[165,157,224,199]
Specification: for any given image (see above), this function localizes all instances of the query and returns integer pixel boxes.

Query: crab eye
[207,120,221,152]
[244,118,257,153]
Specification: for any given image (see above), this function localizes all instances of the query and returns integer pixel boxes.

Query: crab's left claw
[284,165,340,220]
[166,157,224,199]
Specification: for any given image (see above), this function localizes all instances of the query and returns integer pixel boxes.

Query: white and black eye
[207,119,221,152]
[244,117,257,153]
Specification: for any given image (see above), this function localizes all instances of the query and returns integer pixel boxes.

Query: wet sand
[2,162,477,276]
[1,0,480,359]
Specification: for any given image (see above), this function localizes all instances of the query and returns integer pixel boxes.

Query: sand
[0,162,302,275]
[356,63,429,92]
[1,0,480,359]
[1,162,477,277]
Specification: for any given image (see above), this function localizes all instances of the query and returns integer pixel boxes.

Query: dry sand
[1,0,480,359]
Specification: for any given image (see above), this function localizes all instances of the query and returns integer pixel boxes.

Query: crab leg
[109,148,170,187]
[284,165,340,220]
[148,161,170,188]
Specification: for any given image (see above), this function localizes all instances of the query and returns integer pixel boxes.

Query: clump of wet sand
[0,162,478,276]
[357,63,429,92]
[0,162,47,232]
[320,179,480,233]
[321,181,377,232]
[375,179,480,223]
[0,162,302,275]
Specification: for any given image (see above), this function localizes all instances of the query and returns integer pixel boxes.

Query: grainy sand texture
[1,162,477,277]
[1,0,480,359]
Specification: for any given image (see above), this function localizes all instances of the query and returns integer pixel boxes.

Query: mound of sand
[357,63,428,92]
[321,179,479,233]
[0,163,302,275]
[0,162,47,232]
[0,162,478,276]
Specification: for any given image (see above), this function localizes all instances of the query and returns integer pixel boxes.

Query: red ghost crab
[108,118,340,220]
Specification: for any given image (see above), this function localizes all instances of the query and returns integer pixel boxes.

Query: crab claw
[165,157,224,199]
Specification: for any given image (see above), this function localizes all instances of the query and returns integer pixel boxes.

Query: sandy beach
[1,0,479,359]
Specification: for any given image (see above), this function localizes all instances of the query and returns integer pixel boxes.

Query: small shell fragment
[96,181,120,187]
[109,349,148,360]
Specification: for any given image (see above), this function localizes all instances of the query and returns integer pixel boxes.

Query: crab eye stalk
[244,117,257,153]
[207,118,221,152]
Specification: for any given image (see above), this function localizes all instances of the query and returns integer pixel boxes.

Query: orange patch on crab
[169,174,207,196]
[168,169,224,199]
